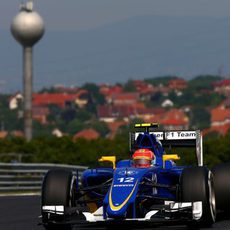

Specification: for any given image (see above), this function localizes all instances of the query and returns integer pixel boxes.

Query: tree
[33,121,55,138]
[76,109,92,122]
[47,104,63,123]
[145,92,165,107]
[61,108,77,123]
[190,107,211,129]
[89,121,110,137]
[82,83,105,105]
[66,119,85,135]
[123,80,136,92]
[144,76,177,86]
[81,83,105,114]
[188,75,222,91]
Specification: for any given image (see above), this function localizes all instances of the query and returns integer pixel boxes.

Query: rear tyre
[41,169,76,229]
[212,163,230,213]
[180,166,216,227]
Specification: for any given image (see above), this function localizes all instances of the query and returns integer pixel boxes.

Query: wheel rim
[69,175,76,207]
[208,171,216,221]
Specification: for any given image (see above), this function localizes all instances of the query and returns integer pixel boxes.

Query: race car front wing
[41,201,202,226]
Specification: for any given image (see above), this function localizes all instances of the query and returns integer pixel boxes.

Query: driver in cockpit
[132,148,155,168]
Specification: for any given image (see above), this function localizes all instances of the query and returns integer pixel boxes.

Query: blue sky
[1,0,230,92]
[2,0,230,31]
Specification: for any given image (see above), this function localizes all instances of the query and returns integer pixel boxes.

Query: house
[33,93,79,108]
[112,93,140,105]
[168,78,188,91]
[97,103,155,123]
[99,84,123,95]
[73,128,100,141]
[97,105,137,122]
[99,85,123,104]
[0,131,8,139]
[32,106,50,124]
[156,84,171,96]
[107,120,127,139]
[131,80,155,101]
[213,79,230,96]
[74,89,89,108]
[10,130,24,138]
[52,128,64,138]
[143,114,163,124]
[134,108,165,121]
[97,103,166,125]
[160,109,189,130]
[161,99,174,108]
[9,93,23,110]
[208,101,230,135]
[0,130,24,138]
[132,80,154,93]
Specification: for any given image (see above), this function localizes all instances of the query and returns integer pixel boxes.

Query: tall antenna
[20,0,33,12]
[218,65,224,78]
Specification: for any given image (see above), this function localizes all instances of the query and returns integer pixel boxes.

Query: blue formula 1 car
[41,123,230,229]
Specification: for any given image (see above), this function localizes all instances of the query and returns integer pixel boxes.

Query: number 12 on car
[117,177,134,183]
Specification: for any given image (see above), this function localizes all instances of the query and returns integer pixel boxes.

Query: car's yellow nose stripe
[109,180,138,211]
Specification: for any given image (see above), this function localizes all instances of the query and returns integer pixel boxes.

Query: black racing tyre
[41,168,76,228]
[180,166,216,227]
[212,162,230,212]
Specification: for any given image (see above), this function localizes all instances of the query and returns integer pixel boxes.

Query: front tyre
[41,169,76,229]
[180,166,216,227]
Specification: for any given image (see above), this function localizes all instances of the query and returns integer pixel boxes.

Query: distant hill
[1,14,230,92]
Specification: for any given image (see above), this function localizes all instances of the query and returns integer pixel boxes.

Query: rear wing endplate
[130,130,203,166]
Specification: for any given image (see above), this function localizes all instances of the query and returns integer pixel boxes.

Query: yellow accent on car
[98,156,116,169]
[163,154,180,162]
[109,180,139,211]
[134,123,159,128]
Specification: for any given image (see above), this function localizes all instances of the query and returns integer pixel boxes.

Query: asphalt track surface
[0,196,230,230]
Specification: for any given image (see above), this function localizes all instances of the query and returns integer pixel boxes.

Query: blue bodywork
[81,131,186,219]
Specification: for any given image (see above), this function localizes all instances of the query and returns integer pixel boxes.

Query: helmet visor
[133,158,151,168]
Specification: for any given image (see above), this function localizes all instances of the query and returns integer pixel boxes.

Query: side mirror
[98,156,116,169]
[162,154,180,168]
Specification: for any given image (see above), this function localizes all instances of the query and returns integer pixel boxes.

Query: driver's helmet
[132,149,155,168]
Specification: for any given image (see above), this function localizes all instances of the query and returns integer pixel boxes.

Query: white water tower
[11,0,45,141]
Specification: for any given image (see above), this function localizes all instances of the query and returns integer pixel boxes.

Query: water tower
[11,0,45,141]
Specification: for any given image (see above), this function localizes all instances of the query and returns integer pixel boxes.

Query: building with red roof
[107,120,127,139]
[99,84,123,95]
[97,104,137,122]
[0,131,8,139]
[32,106,50,124]
[74,89,89,108]
[213,79,230,96]
[168,78,188,91]
[97,104,164,123]
[112,92,140,105]
[160,109,189,130]
[99,85,123,104]
[33,93,78,108]
[33,91,89,109]
[10,130,24,138]
[132,80,154,94]
[73,128,100,141]
[202,100,230,136]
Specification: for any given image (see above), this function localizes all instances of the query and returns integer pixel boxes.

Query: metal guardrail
[0,163,87,193]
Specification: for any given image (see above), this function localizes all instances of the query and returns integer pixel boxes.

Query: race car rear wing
[129,130,203,166]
